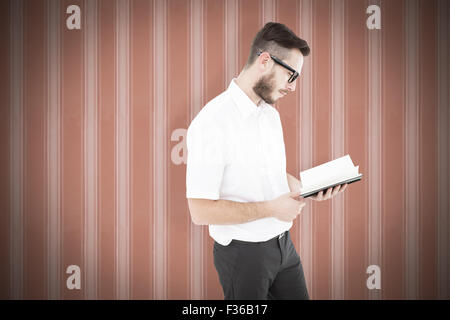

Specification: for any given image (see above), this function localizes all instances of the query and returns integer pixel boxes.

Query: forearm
[287,172,302,193]
[189,198,273,225]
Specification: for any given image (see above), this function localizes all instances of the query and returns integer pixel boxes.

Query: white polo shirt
[186,79,292,246]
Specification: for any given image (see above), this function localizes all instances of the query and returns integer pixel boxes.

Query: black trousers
[213,231,309,300]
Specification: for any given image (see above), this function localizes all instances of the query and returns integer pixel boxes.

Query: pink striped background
[0,0,449,300]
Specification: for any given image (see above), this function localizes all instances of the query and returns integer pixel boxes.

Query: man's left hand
[310,183,348,201]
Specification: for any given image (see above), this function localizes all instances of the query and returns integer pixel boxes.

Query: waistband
[230,230,288,245]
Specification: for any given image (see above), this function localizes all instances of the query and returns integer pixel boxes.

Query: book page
[299,155,360,193]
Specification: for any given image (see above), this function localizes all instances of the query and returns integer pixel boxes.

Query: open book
[299,154,363,198]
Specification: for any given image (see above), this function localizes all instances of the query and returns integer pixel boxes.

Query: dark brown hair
[245,22,310,67]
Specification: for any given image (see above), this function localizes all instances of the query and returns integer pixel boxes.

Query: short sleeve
[186,117,226,200]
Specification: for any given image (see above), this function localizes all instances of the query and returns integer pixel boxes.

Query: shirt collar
[227,78,267,119]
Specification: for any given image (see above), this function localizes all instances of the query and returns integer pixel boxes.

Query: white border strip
[299,0,313,299]
[116,0,131,300]
[367,0,382,300]
[10,0,24,300]
[84,0,99,300]
[404,0,419,300]
[153,0,168,300]
[189,0,204,300]
[331,0,345,300]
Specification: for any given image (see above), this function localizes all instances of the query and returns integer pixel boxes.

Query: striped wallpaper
[0,0,449,300]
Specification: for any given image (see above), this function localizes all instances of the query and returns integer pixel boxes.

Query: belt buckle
[278,232,285,240]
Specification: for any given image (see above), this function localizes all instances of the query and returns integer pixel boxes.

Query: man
[186,22,347,300]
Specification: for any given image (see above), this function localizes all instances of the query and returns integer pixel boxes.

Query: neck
[234,71,262,106]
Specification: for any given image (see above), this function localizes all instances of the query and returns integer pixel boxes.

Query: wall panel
[0,0,448,300]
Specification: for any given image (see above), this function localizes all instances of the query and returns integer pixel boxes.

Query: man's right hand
[267,191,306,222]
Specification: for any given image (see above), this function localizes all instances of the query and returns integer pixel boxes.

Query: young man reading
[186,22,347,300]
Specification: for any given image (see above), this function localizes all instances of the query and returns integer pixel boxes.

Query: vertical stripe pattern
[299,0,314,299]
[10,0,24,300]
[367,0,382,301]
[0,0,11,300]
[116,0,131,300]
[405,0,420,300]
[189,0,204,300]
[84,0,98,300]
[331,0,345,300]
[46,0,61,300]
[437,0,450,300]
[262,0,275,24]
[225,0,238,86]
[153,0,167,300]
[0,0,448,300]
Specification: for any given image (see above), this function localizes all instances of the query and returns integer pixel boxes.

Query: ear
[257,52,272,72]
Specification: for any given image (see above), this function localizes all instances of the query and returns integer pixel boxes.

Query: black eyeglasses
[257,50,299,83]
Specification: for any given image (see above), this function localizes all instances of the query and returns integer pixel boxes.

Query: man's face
[253,49,304,105]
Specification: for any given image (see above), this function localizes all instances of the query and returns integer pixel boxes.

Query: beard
[252,72,276,105]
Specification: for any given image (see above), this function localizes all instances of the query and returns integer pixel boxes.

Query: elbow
[187,199,208,225]
[191,215,205,225]
[190,211,208,225]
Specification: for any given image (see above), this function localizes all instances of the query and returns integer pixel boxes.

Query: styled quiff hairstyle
[245,22,310,68]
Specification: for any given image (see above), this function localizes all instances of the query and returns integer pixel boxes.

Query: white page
[299,155,359,192]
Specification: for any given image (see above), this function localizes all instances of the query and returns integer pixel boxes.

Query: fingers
[326,186,333,197]
[317,187,332,200]
[314,190,323,201]
[330,183,348,197]
[311,183,349,202]
[331,184,341,197]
